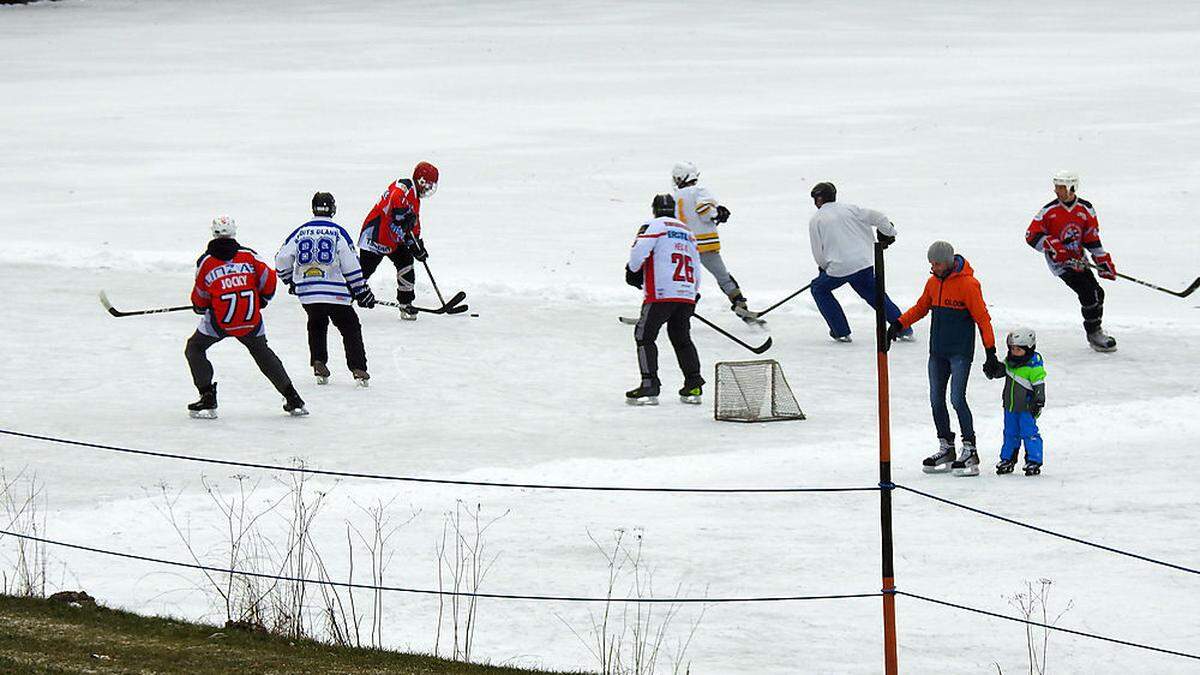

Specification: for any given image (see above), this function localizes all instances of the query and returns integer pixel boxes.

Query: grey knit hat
[927,240,955,264]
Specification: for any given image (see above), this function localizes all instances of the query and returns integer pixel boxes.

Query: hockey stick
[747,283,813,319]
[377,295,468,315]
[99,291,194,317]
[1086,262,1200,298]
[693,312,773,354]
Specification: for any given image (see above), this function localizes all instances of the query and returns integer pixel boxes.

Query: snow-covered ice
[1,1,1199,672]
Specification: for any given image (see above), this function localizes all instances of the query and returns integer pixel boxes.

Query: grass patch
[0,595,578,674]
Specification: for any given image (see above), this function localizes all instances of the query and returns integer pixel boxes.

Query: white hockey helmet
[1007,327,1036,349]
[210,215,237,239]
[672,161,699,188]
[1052,170,1079,193]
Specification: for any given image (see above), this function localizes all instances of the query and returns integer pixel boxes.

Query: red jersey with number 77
[627,217,701,304]
[191,239,277,337]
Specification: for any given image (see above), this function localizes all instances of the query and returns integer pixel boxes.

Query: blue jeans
[1001,411,1043,464]
[928,354,974,443]
[811,267,905,338]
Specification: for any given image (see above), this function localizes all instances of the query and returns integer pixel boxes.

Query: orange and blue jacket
[897,255,996,360]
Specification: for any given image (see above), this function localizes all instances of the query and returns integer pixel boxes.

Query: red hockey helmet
[413,161,439,198]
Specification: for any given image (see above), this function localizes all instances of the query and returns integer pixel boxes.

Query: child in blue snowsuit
[996,328,1045,476]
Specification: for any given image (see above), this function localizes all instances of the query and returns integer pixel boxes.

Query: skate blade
[1024,467,1041,476]
[286,407,310,417]
[1089,344,1117,353]
[399,312,418,321]
[679,395,702,405]
[625,396,659,406]
[355,378,370,388]
[315,376,329,385]
[953,466,980,477]
[898,334,916,342]
[189,410,218,420]
[996,467,1015,475]
[922,464,952,474]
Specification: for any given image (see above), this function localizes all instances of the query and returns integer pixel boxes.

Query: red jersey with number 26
[191,242,277,337]
[628,217,701,304]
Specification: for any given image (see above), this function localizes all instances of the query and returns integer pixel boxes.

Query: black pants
[360,248,416,304]
[185,330,293,395]
[1059,269,1104,333]
[633,302,703,391]
[303,303,367,372]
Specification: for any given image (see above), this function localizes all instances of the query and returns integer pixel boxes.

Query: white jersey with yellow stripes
[672,184,721,252]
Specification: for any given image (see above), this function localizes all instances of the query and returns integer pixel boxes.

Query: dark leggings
[359,248,416,304]
[303,303,367,371]
[1059,268,1104,333]
[633,302,703,391]
[185,330,293,395]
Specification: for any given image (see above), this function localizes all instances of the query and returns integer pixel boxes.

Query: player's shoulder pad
[1041,198,1058,210]
[1076,197,1094,209]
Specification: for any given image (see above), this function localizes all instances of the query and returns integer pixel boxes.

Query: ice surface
[1,1,1199,672]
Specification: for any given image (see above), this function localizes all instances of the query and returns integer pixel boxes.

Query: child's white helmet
[210,215,237,238]
[1007,327,1037,349]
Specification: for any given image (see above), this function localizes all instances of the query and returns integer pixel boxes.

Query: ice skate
[732,299,766,327]
[625,385,660,406]
[952,442,980,477]
[922,438,955,473]
[830,331,852,343]
[1023,460,1042,476]
[897,327,916,342]
[313,361,330,385]
[996,458,1017,475]
[282,387,309,416]
[1086,329,1117,353]
[352,369,370,388]
[187,383,218,419]
[398,304,418,321]
[678,385,702,405]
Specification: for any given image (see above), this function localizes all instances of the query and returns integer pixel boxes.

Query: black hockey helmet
[810,182,836,203]
[312,191,336,217]
[651,193,675,218]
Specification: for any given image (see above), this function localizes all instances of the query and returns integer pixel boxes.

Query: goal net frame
[714,359,806,423]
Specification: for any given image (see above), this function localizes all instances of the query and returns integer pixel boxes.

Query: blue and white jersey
[275,219,366,306]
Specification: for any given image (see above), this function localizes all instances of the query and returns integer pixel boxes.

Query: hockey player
[808,182,911,343]
[186,216,307,418]
[995,328,1046,476]
[276,192,377,386]
[670,162,756,323]
[886,241,1003,477]
[358,161,439,320]
[1025,170,1117,352]
[625,194,704,405]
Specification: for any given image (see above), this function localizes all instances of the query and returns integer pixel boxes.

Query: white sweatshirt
[808,201,896,277]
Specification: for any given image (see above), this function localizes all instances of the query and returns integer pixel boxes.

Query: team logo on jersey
[303,267,326,278]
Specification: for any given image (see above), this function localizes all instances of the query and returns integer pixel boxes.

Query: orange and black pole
[873,241,899,674]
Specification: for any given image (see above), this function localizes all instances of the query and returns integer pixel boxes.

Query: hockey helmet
[1007,327,1037,350]
[810,181,837,203]
[651,193,676,218]
[210,215,237,239]
[672,161,699,188]
[312,191,336,217]
[413,161,439,198]
[1052,170,1079,193]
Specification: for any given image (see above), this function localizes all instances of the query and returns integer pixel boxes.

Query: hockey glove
[715,205,731,224]
[391,208,417,234]
[1093,252,1117,280]
[1041,236,1072,264]
[404,233,429,262]
[287,281,297,295]
[878,231,896,250]
[885,321,904,343]
[1029,400,1044,418]
[625,264,643,289]
[982,347,1005,379]
[355,286,377,309]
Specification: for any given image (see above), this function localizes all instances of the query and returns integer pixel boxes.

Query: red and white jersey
[359,178,422,255]
[191,239,277,337]
[628,216,701,304]
[1025,197,1106,276]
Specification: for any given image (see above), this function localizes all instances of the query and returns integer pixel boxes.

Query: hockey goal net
[714,360,805,422]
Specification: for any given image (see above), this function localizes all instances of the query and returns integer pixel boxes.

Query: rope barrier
[0,429,879,494]
[892,483,1200,576]
[895,590,1200,661]
[0,529,879,604]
